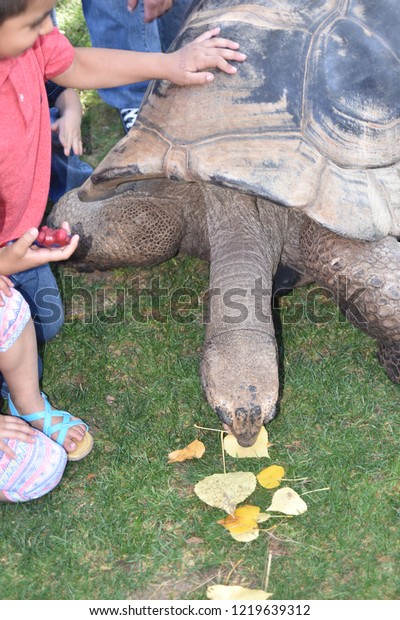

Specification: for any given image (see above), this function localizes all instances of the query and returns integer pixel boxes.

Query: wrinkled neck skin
[200,186,287,447]
[49,180,288,447]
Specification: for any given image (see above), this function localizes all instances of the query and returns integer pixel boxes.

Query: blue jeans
[49,108,93,202]
[9,264,64,345]
[81,0,191,110]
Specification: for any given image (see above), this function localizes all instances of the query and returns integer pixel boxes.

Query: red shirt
[0,28,74,245]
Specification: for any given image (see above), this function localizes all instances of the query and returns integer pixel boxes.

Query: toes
[65,425,87,453]
[67,440,77,453]
[67,423,87,444]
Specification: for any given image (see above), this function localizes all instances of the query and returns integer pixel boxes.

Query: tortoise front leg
[299,218,400,383]
[48,179,199,271]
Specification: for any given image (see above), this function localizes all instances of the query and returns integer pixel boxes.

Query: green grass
[0,1,399,601]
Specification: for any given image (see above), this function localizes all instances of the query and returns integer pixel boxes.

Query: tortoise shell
[83,0,400,241]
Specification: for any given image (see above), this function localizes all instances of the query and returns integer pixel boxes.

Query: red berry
[37,230,46,244]
[37,226,71,247]
[55,228,67,243]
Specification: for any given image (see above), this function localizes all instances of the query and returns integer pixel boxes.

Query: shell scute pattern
[86,0,400,241]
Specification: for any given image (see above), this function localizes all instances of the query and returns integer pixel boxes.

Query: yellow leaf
[233,504,261,521]
[257,465,285,489]
[194,472,257,514]
[218,505,259,533]
[218,505,263,542]
[167,439,205,463]
[224,427,271,458]
[267,487,307,516]
[207,585,272,600]
[229,529,260,543]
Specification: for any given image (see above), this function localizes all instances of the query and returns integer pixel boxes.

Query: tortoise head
[201,331,279,447]
[216,400,277,448]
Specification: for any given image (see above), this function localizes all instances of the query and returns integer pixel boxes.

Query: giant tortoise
[50,0,400,446]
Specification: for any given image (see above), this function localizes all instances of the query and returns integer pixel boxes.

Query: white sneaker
[119,107,139,133]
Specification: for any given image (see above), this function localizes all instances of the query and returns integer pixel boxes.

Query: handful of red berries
[36,226,71,248]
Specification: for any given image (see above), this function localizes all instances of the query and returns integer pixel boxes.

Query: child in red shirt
[0,0,245,480]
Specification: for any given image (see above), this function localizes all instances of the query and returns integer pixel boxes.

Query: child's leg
[0,291,67,502]
[9,263,64,344]
[1,316,87,453]
[0,289,90,456]
[0,431,67,502]
[1,262,61,398]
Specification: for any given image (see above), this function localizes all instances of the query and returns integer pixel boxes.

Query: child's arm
[0,225,79,277]
[54,27,246,89]
[51,88,84,157]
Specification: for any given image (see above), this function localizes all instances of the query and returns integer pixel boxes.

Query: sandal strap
[8,392,88,448]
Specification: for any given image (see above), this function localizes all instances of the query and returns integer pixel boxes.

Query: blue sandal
[8,392,93,461]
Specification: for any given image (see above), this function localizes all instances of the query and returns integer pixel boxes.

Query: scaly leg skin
[48,180,189,270]
[300,218,400,383]
[377,341,400,384]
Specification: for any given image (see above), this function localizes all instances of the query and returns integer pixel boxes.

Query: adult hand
[127,0,174,23]
[0,223,79,276]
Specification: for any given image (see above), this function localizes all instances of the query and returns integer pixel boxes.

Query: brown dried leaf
[168,439,205,463]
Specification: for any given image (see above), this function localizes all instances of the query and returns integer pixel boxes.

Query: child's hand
[51,110,83,157]
[0,223,79,276]
[0,275,14,307]
[166,27,246,86]
[0,415,37,460]
[51,89,84,156]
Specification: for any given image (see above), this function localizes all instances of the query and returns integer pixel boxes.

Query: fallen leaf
[168,439,205,463]
[229,530,260,543]
[257,513,270,523]
[207,584,272,600]
[218,505,270,542]
[224,427,271,458]
[194,472,257,514]
[105,395,116,405]
[267,487,307,516]
[257,465,285,489]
